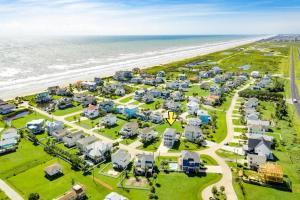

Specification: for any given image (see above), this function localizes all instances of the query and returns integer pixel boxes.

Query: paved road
[0,179,23,200]
[290,47,300,116]
[21,82,251,200]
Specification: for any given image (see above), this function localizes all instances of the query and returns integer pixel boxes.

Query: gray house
[119,122,139,138]
[62,131,85,148]
[183,125,203,143]
[244,134,273,160]
[111,149,131,170]
[163,128,177,147]
[134,153,155,176]
[76,136,98,152]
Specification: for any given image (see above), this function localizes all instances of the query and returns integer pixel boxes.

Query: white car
[293,98,298,103]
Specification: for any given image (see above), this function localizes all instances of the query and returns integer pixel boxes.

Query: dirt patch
[92,177,113,190]
[124,177,148,187]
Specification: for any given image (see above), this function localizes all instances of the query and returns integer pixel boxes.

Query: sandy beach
[1,35,271,100]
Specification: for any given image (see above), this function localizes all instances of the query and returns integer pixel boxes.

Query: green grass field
[0,189,9,200]
[11,112,50,129]
[201,154,218,166]
[0,139,52,179]
[52,105,83,116]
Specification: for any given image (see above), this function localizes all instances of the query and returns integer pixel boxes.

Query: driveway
[0,179,23,200]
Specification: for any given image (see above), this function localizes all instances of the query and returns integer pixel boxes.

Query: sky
[0,0,299,35]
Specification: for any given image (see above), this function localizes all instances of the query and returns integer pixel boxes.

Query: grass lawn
[201,154,218,166]
[232,119,243,126]
[209,111,227,143]
[0,120,5,128]
[138,138,162,152]
[155,173,222,200]
[11,112,50,129]
[95,118,127,139]
[153,121,183,136]
[120,136,138,145]
[52,105,83,116]
[76,117,100,129]
[216,149,245,160]
[140,99,163,110]
[185,85,209,97]
[6,159,117,200]
[0,189,9,200]
[234,127,247,133]
[119,95,133,103]
[0,139,52,179]
[169,139,207,152]
[64,113,82,122]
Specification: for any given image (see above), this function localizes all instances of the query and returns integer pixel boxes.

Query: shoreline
[1,35,272,100]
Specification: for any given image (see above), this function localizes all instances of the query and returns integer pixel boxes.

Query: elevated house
[45,120,64,135]
[136,110,152,121]
[134,89,147,101]
[163,128,177,147]
[83,104,99,119]
[149,112,164,124]
[212,66,222,74]
[170,91,185,101]
[142,93,154,104]
[113,71,133,82]
[130,77,143,84]
[179,150,201,174]
[1,128,19,141]
[134,153,155,176]
[244,98,258,109]
[183,125,203,143]
[51,129,70,142]
[149,89,161,98]
[44,163,63,179]
[0,139,18,154]
[163,100,181,113]
[0,103,16,114]
[114,87,126,96]
[119,122,139,138]
[47,86,59,95]
[101,114,117,127]
[81,81,97,91]
[156,71,166,77]
[178,74,187,81]
[197,110,211,124]
[204,95,220,106]
[56,87,73,97]
[187,118,202,127]
[247,154,267,170]
[56,98,73,109]
[94,77,104,85]
[111,149,131,170]
[139,128,158,143]
[244,134,273,165]
[187,101,199,115]
[76,136,98,152]
[251,71,260,78]
[84,141,112,163]
[98,101,114,113]
[27,119,45,134]
[62,131,85,148]
[35,92,51,103]
[247,119,270,134]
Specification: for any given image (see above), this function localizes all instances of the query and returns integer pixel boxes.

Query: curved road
[18,82,251,200]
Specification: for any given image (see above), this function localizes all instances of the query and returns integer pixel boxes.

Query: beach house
[0,103,16,114]
[83,104,99,119]
[62,131,85,148]
[119,122,139,138]
[149,112,164,124]
[98,100,114,113]
[163,128,177,147]
[105,192,128,200]
[45,120,64,135]
[1,128,19,141]
[76,136,98,152]
[183,125,203,143]
[179,150,201,174]
[101,114,117,127]
[81,81,97,91]
[113,71,133,81]
[244,134,273,160]
[197,110,211,124]
[35,92,51,103]
[84,141,112,163]
[247,119,270,134]
[27,119,45,134]
[0,139,18,154]
[134,153,155,176]
[44,163,63,179]
[111,149,131,170]
[139,128,158,143]
[187,118,202,127]
[187,101,199,115]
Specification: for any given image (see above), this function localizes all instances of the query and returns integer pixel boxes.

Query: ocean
[0,35,263,99]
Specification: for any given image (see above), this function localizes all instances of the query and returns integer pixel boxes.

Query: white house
[187,101,199,115]
[84,141,112,163]
[45,120,64,135]
[111,149,131,170]
[183,125,203,143]
[163,128,177,147]
[101,114,117,127]
[84,104,99,119]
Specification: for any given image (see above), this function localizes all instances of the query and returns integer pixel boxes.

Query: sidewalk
[0,179,23,200]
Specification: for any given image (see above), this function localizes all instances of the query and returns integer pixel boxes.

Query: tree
[220,185,225,193]
[212,185,218,195]
[28,193,40,200]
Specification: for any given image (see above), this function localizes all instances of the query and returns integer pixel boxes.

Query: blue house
[124,105,138,118]
[197,110,211,124]
[180,150,201,173]
[35,92,51,103]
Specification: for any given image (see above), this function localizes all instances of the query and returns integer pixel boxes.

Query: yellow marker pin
[166,111,176,126]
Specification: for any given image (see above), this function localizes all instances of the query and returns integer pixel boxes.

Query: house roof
[104,192,128,200]
[112,149,131,163]
[164,128,176,137]
[247,119,270,126]
[181,150,200,163]
[44,163,63,176]
[136,153,154,163]
[184,125,201,133]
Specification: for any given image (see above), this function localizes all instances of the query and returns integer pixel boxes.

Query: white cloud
[0,0,299,35]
